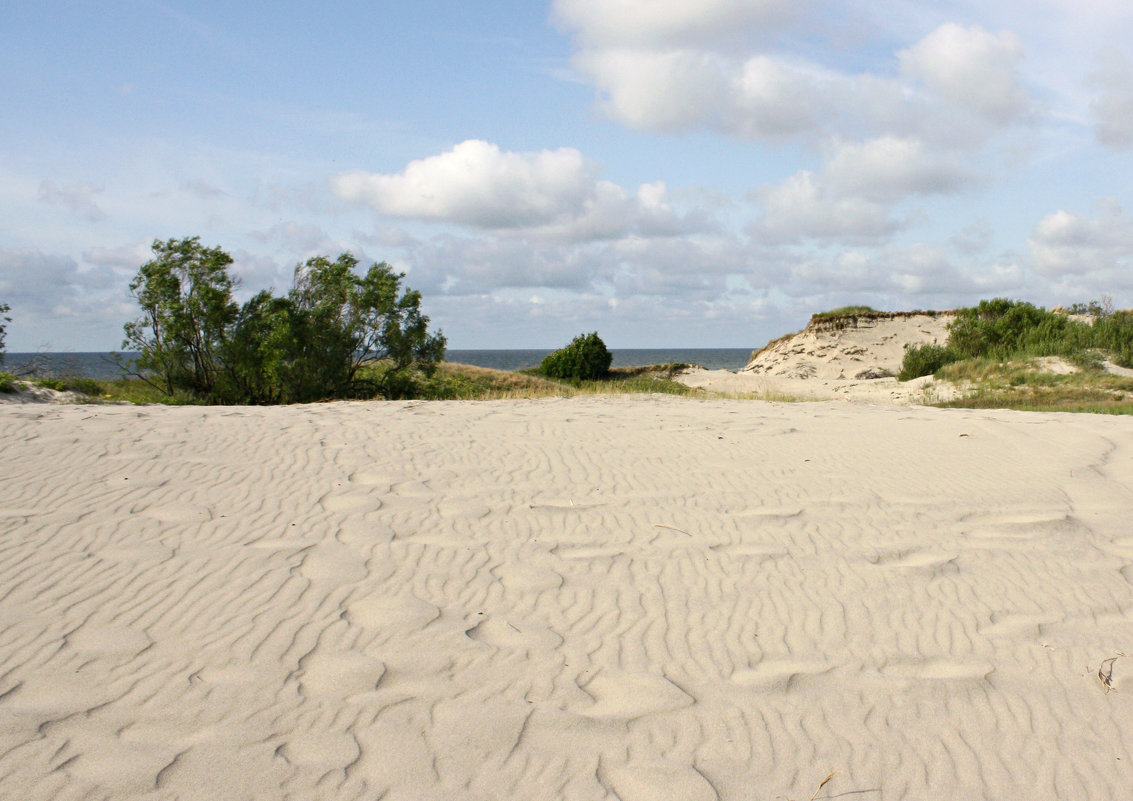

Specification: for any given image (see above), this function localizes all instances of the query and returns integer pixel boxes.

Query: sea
[3,349,753,380]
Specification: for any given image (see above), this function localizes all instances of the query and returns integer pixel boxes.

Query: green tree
[0,301,10,366]
[539,332,612,381]
[126,240,446,403]
[123,237,238,397]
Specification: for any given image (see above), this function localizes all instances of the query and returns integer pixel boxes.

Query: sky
[2,0,1133,351]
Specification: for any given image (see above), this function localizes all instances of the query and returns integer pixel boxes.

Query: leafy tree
[123,237,238,397]
[539,332,612,381]
[125,238,446,403]
[0,301,9,366]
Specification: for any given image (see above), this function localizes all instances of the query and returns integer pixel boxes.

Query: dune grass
[933,357,1133,414]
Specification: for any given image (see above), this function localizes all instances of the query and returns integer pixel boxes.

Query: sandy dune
[2,397,1132,800]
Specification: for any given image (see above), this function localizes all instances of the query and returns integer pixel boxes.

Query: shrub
[33,377,67,391]
[539,332,612,381]
[65,377,104,396]
[0,372,16,393]
[898,343,959,381]
[124,238,445,403]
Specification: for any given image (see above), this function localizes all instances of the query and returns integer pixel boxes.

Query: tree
[539,332,612,380]
[123,237,237,397]
[125,238,446,403]
[0,301,9,366]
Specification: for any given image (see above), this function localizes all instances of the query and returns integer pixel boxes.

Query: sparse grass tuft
[934,356,1133,414]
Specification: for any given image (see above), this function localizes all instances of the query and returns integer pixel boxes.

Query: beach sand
[2,396,1132,800]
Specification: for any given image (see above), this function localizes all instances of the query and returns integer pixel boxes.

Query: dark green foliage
[0,372,15,393]
[124,237,445,404]
[33,377,67,391]
[898,343,959,381]
[0,301,10,365]
[947,299,1064,358]
[539,332,612,381]
[123,237,238,397]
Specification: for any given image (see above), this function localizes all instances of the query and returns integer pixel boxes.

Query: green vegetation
[538,332,612,381]
[934,358,1133,414]
[0,372,16,393]
[900,298,1133,382]
[810,305,881,320]
[124,237,445,404]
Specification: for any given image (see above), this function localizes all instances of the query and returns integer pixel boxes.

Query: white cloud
[749,170,898,245]
[822,136,977,202]
[898,24,1029,123]
[1028,198,1133,276]
[332,140,709,241]
[1090,51,1133,149]
[37,180,107,222]
[552,0,796,47]
[331,140,597,229]
[748,135,976,244]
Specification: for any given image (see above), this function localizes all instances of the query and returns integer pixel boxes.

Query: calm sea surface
[4,349,753,380]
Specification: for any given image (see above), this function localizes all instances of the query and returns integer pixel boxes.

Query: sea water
[4,348,753,380]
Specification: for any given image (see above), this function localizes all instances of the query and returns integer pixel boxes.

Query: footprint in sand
[465,616,563,651]
[297,542,368,584]
[319,492,382,514]
[298,651,386,698]
[574,671,693,719]
[729,659,833,692]
[600,761,718,801]
[346,594,441,630]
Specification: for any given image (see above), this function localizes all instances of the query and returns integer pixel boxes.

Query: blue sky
[3,0,1133,351]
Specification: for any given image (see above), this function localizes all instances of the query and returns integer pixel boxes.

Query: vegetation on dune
[809,305,881,320]
[900,298,1133,382]
[123,237,445,404]
[537,332,613,381]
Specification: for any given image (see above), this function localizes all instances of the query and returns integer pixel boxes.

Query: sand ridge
[1,397,1133,800]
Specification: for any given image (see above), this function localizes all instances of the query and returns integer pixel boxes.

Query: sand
[2,396,1132,800]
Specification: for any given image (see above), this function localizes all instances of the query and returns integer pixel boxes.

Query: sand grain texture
[2,397,1132,800]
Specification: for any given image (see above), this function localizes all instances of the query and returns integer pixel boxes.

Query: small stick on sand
[1098,652,1126,694]
[809,771,836,801]
[653,523,693,536]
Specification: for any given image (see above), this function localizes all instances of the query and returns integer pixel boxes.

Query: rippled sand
[2,397,1132,800]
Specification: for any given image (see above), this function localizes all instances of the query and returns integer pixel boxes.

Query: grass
[933,357,1133,414]
[809,305,881,320]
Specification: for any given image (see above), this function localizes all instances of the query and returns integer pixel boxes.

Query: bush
[899,343,959,381]
[539,332,612,381]
[124,238,445,403]
[0,372,16,393]
[33,377,67,391]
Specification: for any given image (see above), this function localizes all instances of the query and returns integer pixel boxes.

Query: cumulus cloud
[558,2,1034,149]
[1028,198,1133,277]
[37,180,107,222]
[1090,51,1133,149]
[822,136,977,202]
[749,135,977,244]
[331,140,708,241]
[750,171,898,245]
[898,24,1029,123]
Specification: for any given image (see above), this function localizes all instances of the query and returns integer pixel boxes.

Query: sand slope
[2,397,1132,800]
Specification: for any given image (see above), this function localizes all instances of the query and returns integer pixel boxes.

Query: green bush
[0,371,16,393]
[65,377,104,396]
[33,377,67,391]
[898,343,959,381]
[124,238,445,403]
[539,332,612,381]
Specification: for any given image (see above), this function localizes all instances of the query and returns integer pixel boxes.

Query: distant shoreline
[4,348,754,378]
